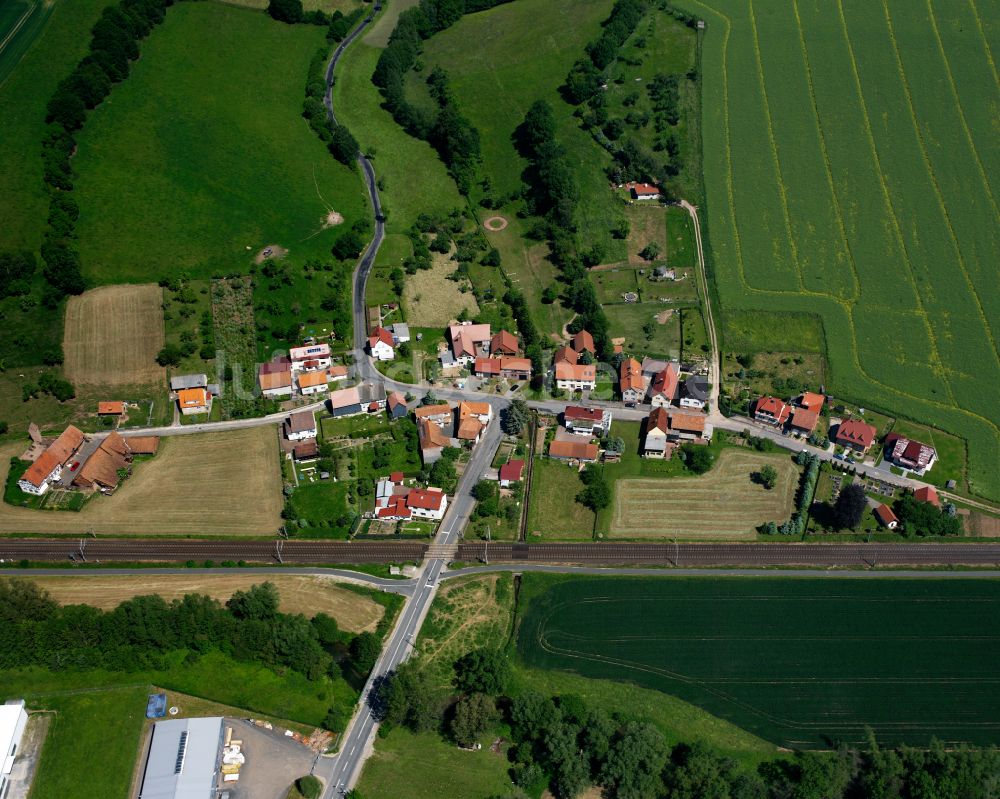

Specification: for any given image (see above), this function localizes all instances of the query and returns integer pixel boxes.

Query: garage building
[139,717,224,799]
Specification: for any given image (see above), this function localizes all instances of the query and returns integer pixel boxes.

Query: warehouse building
[1,699,28,798]
[139,717,224,799]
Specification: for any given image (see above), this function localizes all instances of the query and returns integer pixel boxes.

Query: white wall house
[407,488,448,520]
[368,327,395,361]
[0,699,28,798]
[290,343,332,372]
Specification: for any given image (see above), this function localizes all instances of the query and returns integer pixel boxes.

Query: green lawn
[518,575,1000,748]
[332,41,462,269]
[603,302,681,360]
[20,684,148,799]
[666,205,696,268]
[525,457,595,539]
[357,728,512,799]
[887,417,968,494]
[592,268,642,305]
[683,0,999,501]
[72,2,367,284]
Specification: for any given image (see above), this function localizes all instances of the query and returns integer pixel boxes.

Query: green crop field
[679,0,1000,501]
[517,576,1000,748]
[71,2,367,284]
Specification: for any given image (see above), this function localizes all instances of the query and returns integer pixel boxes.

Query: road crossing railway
[3,539,1000,567]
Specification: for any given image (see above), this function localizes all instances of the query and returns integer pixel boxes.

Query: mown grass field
[611,448,798,539]
[525,458,596,539]
[517,575,1000,748]
[405,0,616,329]
[332,39,462,271]
[357,728,512,799]
[0,427,282,535]
[682,0,1000,501]
[22,574,384,632]
[72,2,367,283]
[402,249,479,326]
[62,285,165,387]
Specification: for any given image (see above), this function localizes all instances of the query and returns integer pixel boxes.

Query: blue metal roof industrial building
[138,717,223,799]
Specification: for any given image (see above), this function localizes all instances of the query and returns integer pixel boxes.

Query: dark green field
[517,576,1000,748]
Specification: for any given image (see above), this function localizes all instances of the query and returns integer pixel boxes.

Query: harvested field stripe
[745,0,804,292]
[789,0,861,303]
[879,0,1000,368]
[925,0,1000,228]
[833,0,954,403]
[967,0,1000,91]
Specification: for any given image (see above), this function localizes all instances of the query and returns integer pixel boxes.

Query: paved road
[318,417,504,794]
[444,564,1000,580]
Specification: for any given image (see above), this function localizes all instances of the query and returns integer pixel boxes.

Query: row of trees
[371,642,1000,799]
[563,0,647,104]
[0,579,375,702]
[514,100,612,358]
[372,0,513,192]
[301,46,362,169]
[40,0,176,305]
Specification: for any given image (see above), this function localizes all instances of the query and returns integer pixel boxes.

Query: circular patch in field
[483,215,508,232]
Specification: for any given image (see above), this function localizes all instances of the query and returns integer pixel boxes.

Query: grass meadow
[0,0,107,253]
[332,40,463,270]
[681,0,1000,501]
[72,2,367,283]
[405,0,618,328]
[517,575,1000,748]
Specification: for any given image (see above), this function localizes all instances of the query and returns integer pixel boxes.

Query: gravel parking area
[220,719,317,799]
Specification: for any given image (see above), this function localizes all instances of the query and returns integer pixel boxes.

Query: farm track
[5,539,1000,567]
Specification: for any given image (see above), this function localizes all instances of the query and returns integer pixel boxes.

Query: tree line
[514,99,612,358]
[0,579,379,730]
[371,0,513,193]
[41,0,177,305]
[362,644,1000,799]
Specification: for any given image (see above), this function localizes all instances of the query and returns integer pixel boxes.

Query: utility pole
[484,525,490,566]
[78,538,87,562]
[275,539,284,564]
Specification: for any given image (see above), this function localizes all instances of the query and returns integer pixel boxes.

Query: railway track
[456,541,1000,566]
[0,539,428,564]
[3,539,1000,567]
